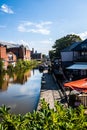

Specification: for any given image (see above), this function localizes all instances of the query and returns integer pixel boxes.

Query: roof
[0,41,30,50]
[61,42,81,52]
[64,78,87,93]
[73,39,87,51]
[25,45,30,50]
[0,41,20,48]
[66,63,87,70]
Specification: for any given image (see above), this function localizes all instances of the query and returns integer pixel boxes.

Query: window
[8,54,13,60]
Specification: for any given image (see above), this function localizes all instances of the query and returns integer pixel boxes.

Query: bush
[0,99,87,130]
[14,60,38,72]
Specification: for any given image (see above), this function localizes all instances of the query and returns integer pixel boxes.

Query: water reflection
[0,69,42,114]
[0,74,9,91]
[13,71,31,84]
[0,70,31,91]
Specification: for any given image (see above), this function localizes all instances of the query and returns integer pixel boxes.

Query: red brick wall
[7,47,24,59]
[0,46,8,69]
[7,46,31,60]
[19,47,24,59]
[0,46,17,69]
[7,48,19,59]
[13,53,17,61]
[25,50,31,60]
[0,46,7,59]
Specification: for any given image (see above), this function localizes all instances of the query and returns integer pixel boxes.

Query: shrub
[0,99,87,130]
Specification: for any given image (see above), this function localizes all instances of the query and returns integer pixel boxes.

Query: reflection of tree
[0,74,9,91]
[13,70,31,84]
[0,75,4,89]
[33,69,35,75]
[0,59,4,73]
[0,70,31,92]
[15,72,26,84]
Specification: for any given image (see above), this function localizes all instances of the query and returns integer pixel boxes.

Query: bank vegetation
[0,59,40,74]
[0,99,87,130]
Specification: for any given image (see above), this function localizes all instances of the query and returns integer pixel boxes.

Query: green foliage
[7,64,14,74]
[50,34,82,58]
[49,50,56,60]
[0,59,4,73]
[0,99,87,130]
[14,59,38,72]
[0,73,5,88]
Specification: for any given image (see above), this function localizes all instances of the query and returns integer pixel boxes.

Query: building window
[8,54,13,61]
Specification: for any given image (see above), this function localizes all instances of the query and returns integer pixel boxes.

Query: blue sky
[0,0,87,54]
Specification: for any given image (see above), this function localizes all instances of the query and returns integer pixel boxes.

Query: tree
[52,34,82,57]
[42,54,47,59]
[49,50,55,60]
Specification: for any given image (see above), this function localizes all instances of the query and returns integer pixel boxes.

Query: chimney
[32,48,34,54]
[35,50,37,54]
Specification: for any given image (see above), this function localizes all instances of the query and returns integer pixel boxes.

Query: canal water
[0,69,42,114]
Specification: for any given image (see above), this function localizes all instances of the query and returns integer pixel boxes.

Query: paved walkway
[37,70,68,110]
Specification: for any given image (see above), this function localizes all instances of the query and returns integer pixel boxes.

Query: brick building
[24,45,31,60]
[0,44,8,69]
[7,44,31,60]
[7,52,17,67]
[0,41,31,69]
[0,44,17,69]
[0,44,7,59]
[31,48,42,61]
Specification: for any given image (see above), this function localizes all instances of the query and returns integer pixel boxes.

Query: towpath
[37,70,68,110]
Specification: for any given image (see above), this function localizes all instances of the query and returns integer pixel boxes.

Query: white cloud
[0,4,14,14]
[12,38,53,54]
[29,39,53,54]
[17,39,53,52]
[18,21,52,35]
[17,40,31,49]
[18,25,26,32]
[30,39,53,45]
[18,40,29,46]
[77,31,87,40]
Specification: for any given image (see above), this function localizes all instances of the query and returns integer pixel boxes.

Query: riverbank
[37,70,68,110]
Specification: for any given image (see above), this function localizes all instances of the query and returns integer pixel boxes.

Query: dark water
[0,69,42,114]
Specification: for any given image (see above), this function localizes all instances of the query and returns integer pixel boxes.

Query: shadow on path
[41,70,68,105]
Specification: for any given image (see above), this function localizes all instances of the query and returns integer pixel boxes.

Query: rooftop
[61,42,81,52]
[0,41,30,50]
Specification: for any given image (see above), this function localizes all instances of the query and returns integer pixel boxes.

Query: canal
[0,69,42,114]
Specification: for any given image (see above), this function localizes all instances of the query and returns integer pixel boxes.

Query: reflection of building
[0,71,31,91]
[25,70,31,78]
[31,48,42,61]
